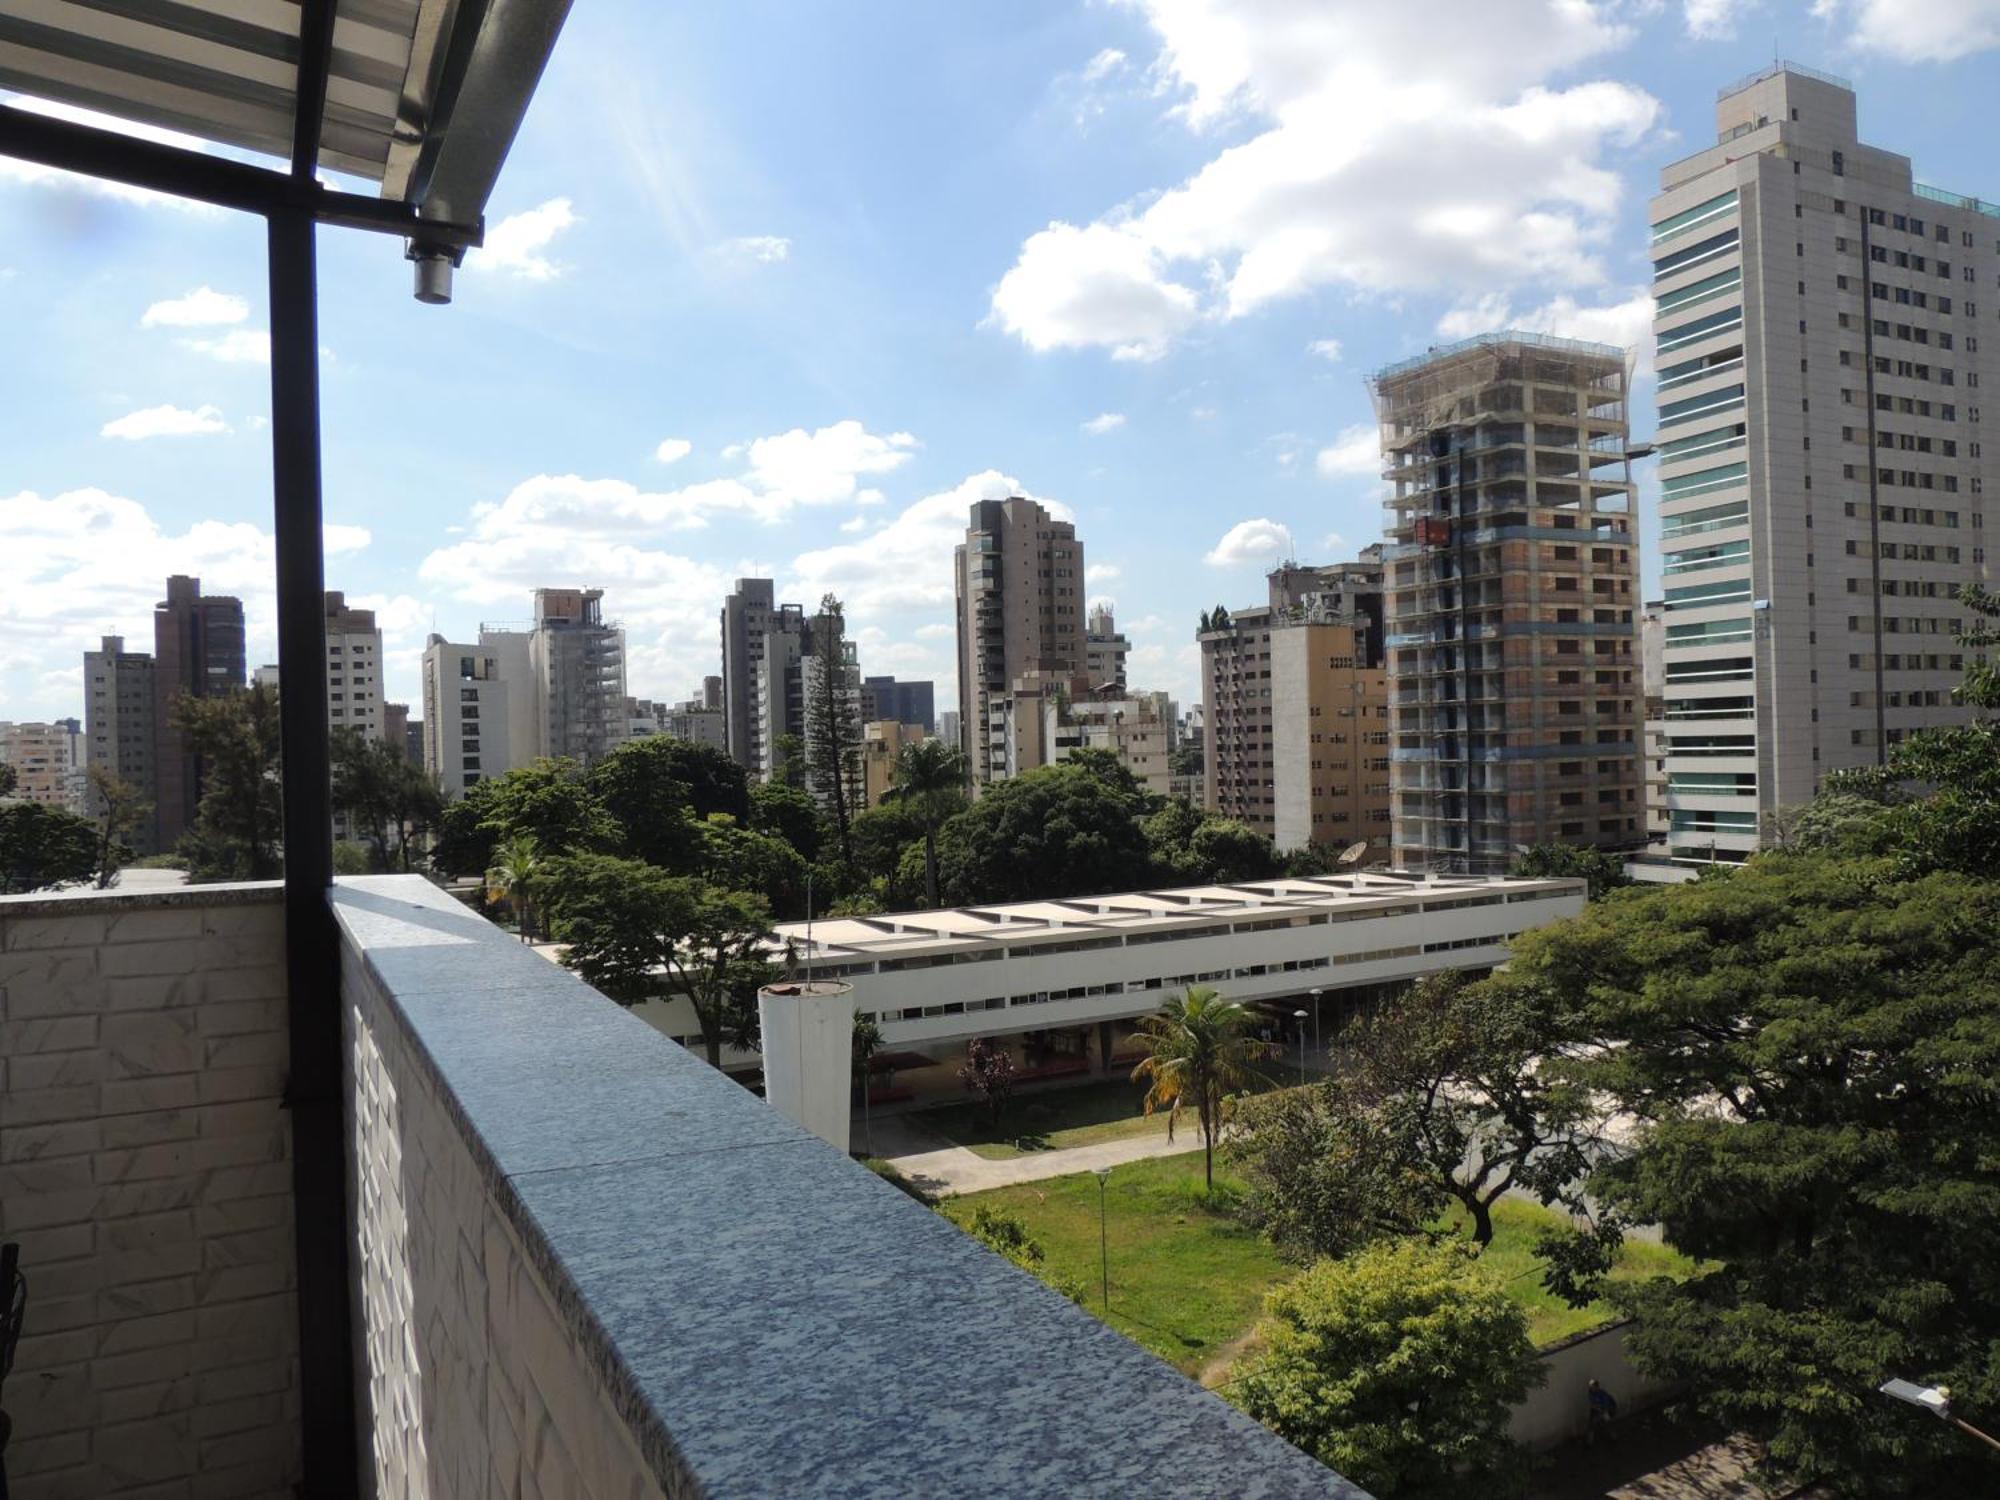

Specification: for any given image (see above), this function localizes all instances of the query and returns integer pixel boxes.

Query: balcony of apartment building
[0,9,1362,1498]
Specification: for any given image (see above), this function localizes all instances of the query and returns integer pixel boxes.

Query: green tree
[331,729,443,872]
[932,761,1154,905]
[1518,853,2000,1494]
[1230,1239,1541,1499]
[804,596,865,870]
[587,734,750,871]
[770,732,808,790]
[1131,987,1272,1191]
[484,835,546,942]
[1187,816,1281,884]
[174,685,284,882]
[543,854,776,1068]
[431,758,620,876]
[0,762,16,796]
[697,816,808,918]
[85,765,149,890]
[880,737,967,908]
[0,802,101,893]
[750,780,826,865]
[1231,1086,1447,1262]
[1513,842,1631,900]
[847,801,922,885]
[1302,971,1607,1247]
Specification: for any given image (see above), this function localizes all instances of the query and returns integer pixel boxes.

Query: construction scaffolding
[1368,333,1645,873]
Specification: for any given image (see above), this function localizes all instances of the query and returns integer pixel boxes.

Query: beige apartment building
[1372,333,1644,873]
[987,673,1173,795]
[954,497,1085,785]
[0,720,80,809]
[861,719,927,808]
[1650,64,1999,862]
[1200,557,1390,854]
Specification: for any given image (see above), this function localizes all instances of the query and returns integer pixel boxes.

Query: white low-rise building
[596,870,1585,1065]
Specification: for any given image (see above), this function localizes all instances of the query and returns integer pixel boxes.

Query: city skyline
[5,4,2000,728]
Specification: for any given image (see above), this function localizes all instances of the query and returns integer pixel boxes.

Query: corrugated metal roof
[0,0,568,216]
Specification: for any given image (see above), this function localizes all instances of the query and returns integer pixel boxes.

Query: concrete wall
[341,900,668,1499]
[1510,1320,1677,1451]
[0,883,300,1499]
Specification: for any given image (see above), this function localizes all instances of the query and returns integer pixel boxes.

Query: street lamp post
[1309,986,1324,1055]
[1882,1379,2000,1455]
[1094,1167,1112,1313]
[1292,1009,1308,1086]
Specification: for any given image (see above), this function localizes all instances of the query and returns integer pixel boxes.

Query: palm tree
[485,835,544,943]
[1131,986,1272,1191]
[882,737,967,908]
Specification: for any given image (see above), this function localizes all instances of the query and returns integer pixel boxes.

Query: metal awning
[0,0,572,258]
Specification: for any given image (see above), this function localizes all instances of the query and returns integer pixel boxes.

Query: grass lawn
[940,1152,1288,1373]
[943,1156,1701,1378]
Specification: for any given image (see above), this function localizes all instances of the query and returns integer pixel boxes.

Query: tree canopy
[1516,853,2000,1493]
[431,757,621,875]
[0,802,101,894]
[1229,1239,1541,1499]
[933,760,1155,905]
[174,684,284,882]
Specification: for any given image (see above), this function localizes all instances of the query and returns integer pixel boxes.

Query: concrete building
[421,635,522,798]
[860,675,936,734]
[861,719,927,808]
[1200,559,1390,853]
[382,701,411,761]
[1650,63,2000,862]
[529,588,627,766]
[325,592,386,745]
[1640,601,1669,843]
[988,673,1175,794]
[1085,603,1131,691]
[658,697,728,752]
[937,709,961,754]
[720,578,779,767]
[954,497,1085,786]
[750,603,809,780]
[1372,333,1644,873]
[152,574,246,851]
[0,719,79,808]
[83,634,158,848]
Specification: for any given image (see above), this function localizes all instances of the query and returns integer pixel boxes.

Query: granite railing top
[0,877,283,918]
[329,874,1368,1500]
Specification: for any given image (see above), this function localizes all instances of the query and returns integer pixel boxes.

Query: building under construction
[1370,332,1645,873]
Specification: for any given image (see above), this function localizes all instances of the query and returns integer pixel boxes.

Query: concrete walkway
[880,1126,1204,1197]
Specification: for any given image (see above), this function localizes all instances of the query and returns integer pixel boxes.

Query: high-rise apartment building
[0,721,78,808]
[153,575,246,851]
[1650,64,1999,862]
[529,588,627,765]
[720,579,778,767]
[1085,603,1130,691]
[1200,559,1390,853]
[751,603,809,779]
[325,592,386,744]
[989,673,1174,795]
[421,636,522,799]
[382,702,411,761]
[83,634,158,849]
[954,497,1085,785]
[859,676,936,734]
[1372,333,1644,873]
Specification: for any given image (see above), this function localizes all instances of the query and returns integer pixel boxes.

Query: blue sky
[5,0,2000,723]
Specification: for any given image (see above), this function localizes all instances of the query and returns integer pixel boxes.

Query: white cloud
[323,524,372,555]
[1307,338,1344,362]
[473,197,578,280]
[654,438,693,464]
[141,287,248,328]
[0,487,283,713]
[990,1,1658,361]
[101,404,229,440]
[1314,424,1379,478]
[1191,405,1217,419]
[744,421,918,505]
[1683,0,1755,38]
[1083,47,1129,82]
[1817,0,2000,60]
[1204,517,1293,567]
[839,515,871,534]
[1086,563,1122,583]
[1321,531,1347,553]
[184,329,271,364]
[722,235,791,264]
[1082,411,1127,435]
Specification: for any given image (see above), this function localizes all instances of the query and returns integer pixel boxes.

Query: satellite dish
[1335,840,1370,866]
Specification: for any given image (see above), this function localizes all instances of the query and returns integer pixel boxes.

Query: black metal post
[268,205,358,1494]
